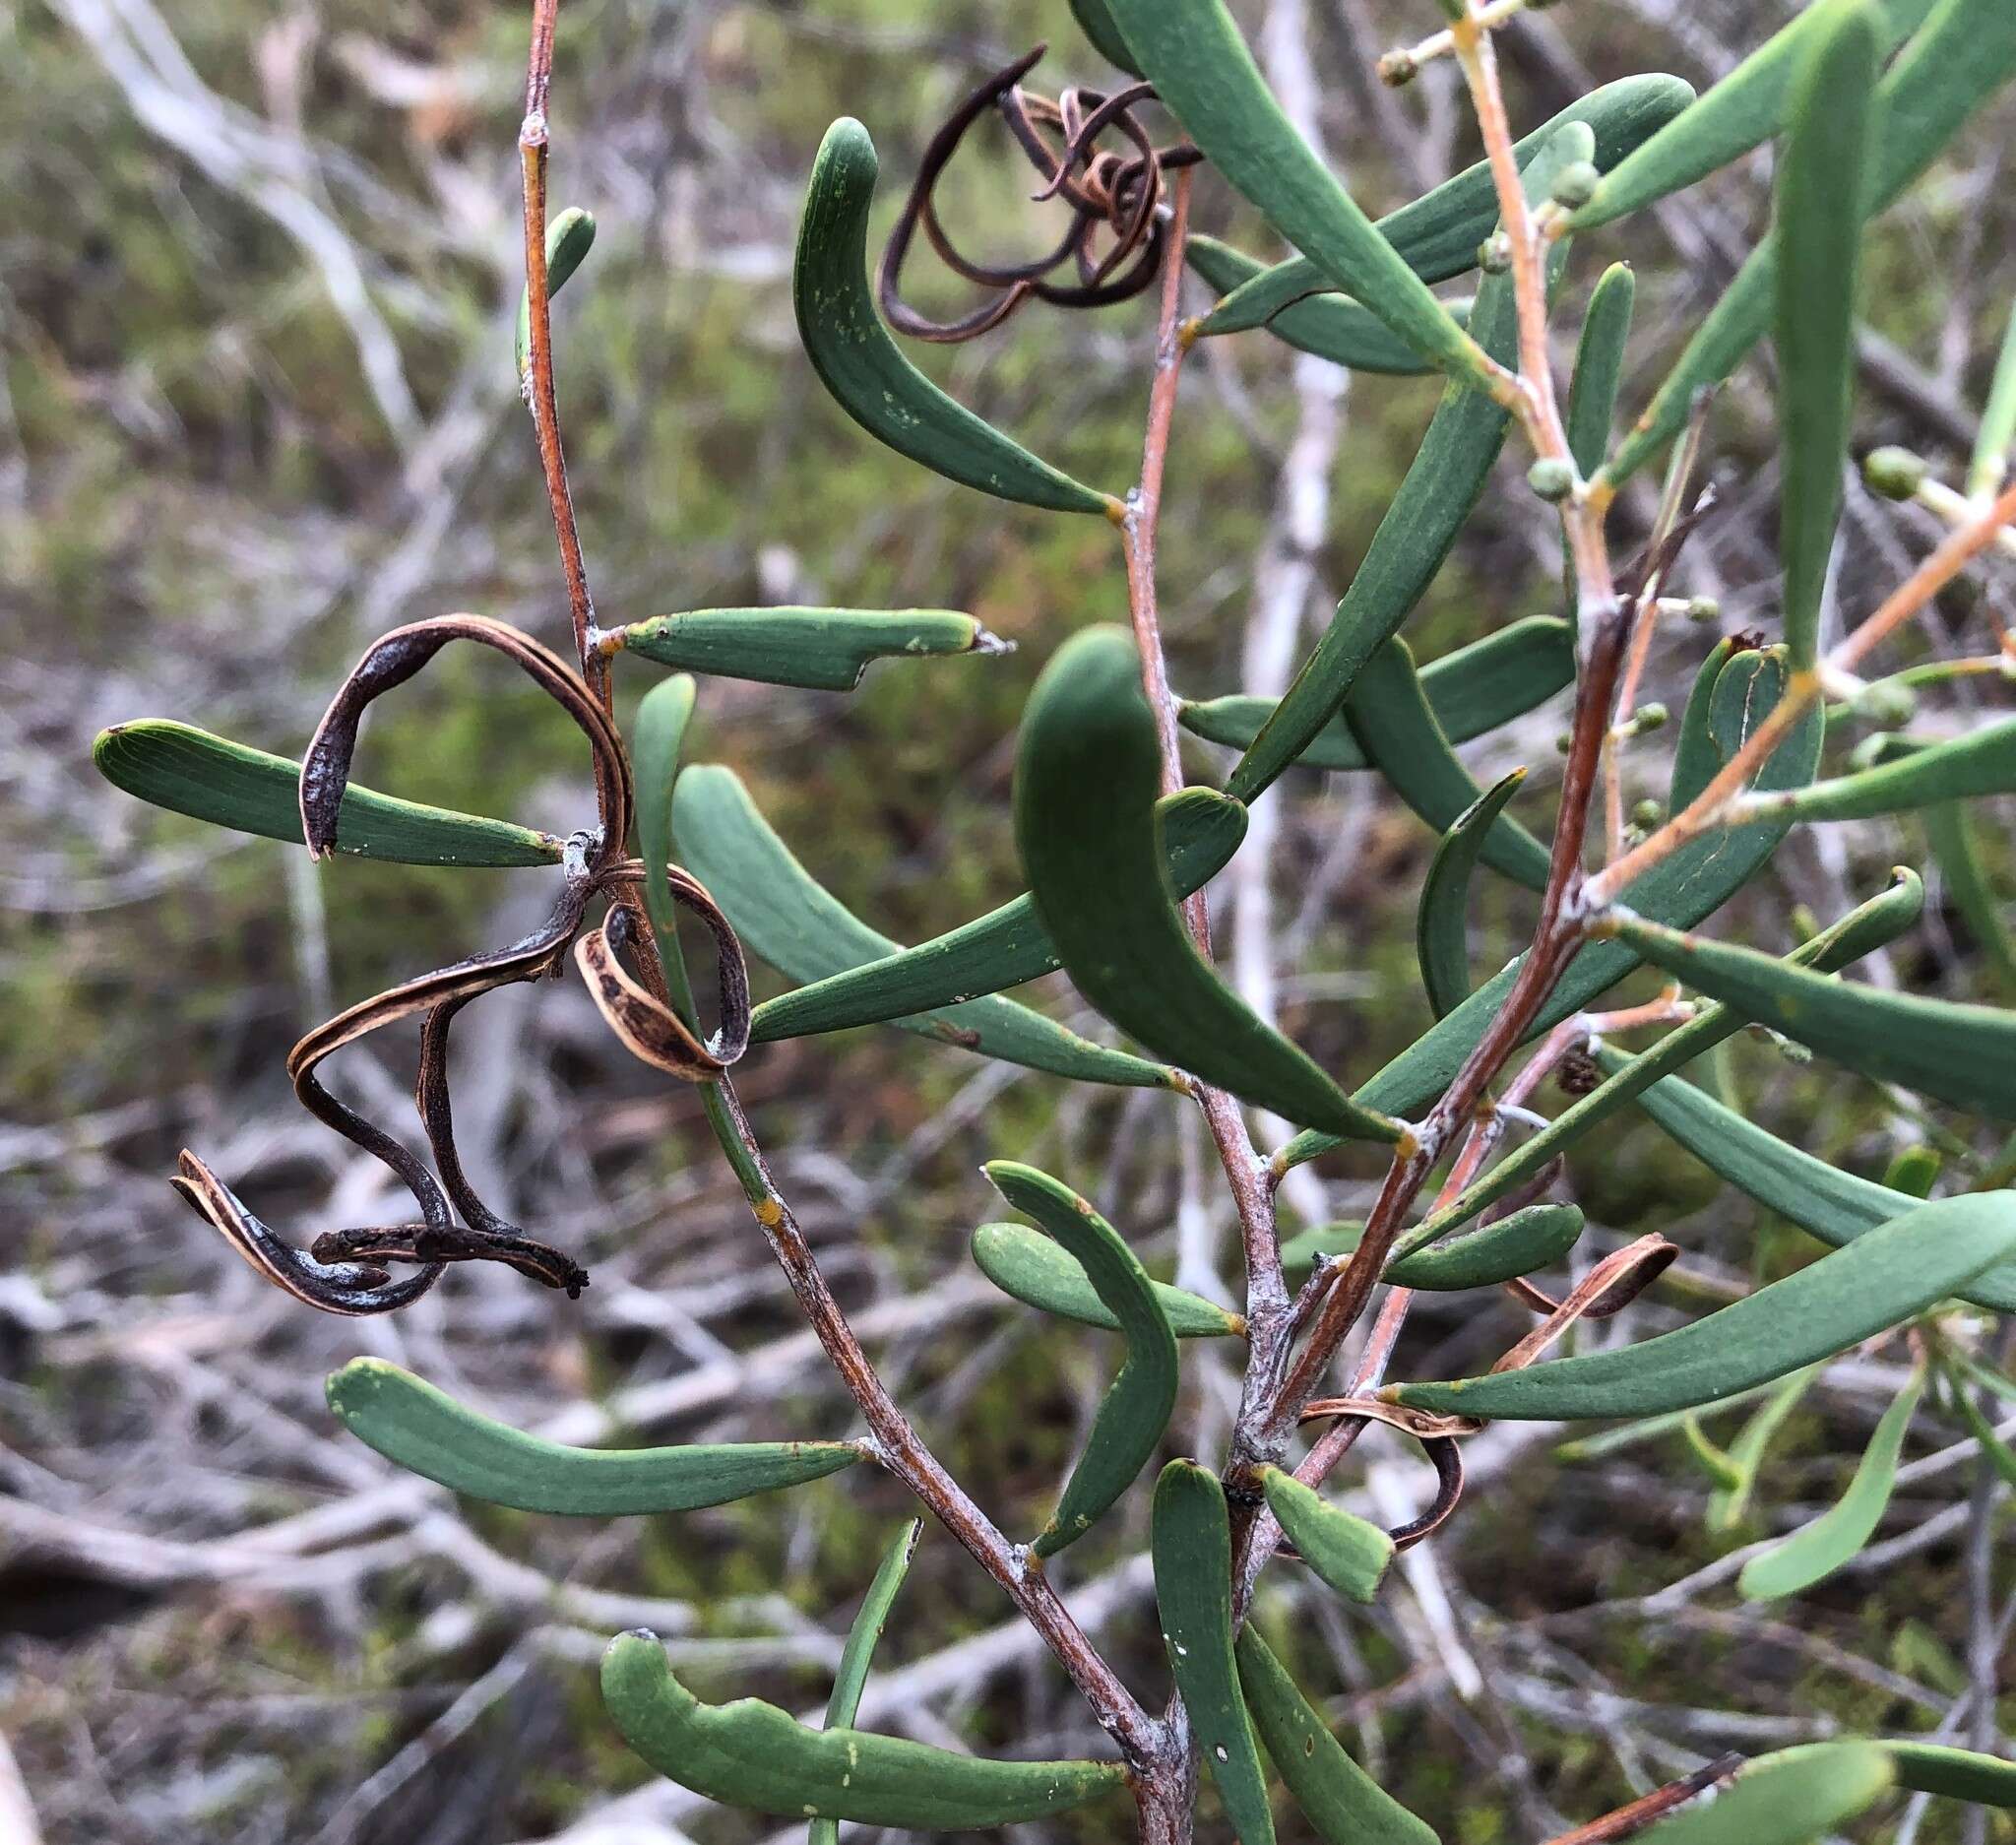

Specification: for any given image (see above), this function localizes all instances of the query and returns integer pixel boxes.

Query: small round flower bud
[1632,701,1669,732]
[1862,445,1927,500]
[1685,595,1721,623]
[1550,160,1601,210]
[1478,232,1512,274]
[1528,457,1576,502]
[1378,49,1418,87]
[1630,797,1663,831]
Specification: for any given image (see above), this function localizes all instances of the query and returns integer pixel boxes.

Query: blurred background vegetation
[3,0,2015,1839]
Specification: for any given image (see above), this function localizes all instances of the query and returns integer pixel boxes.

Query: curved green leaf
[1201,75,1693,335]
[1348,641,1550,891]
[326,1358,860,1513]
[1102,0,1481,385]
[1385,1203,1585,1292]
[1153,1460,1275,1845]
[1567,262,1636,476]
[1018,626,1394,1137]
[1604,0,2016,487]
[634,674,699,1014]
[1417,770,1531,1019]
[1606,1044,2016,1314]
[1778,0,1879,669]
[971,1220,1244,1338]
[794,120,1116,517]
[1754,717,2016,821]
[1612,909,2016,1120]
[94,721,562,869]
[749,789,1245,1041]
[1710,1366,1823,1534]
[1884,1739,2016,1807]
[1069,0,1141,74]
[601,1631,1126,1826]
[1258,1467,1393,1603]
[1280,646,1823,1167]
[1225,123,1587,804]
[517,205,597,380]
[1390,868,1925,1259]
[672,764,1173,1088]
[1183,617,1573,771]
[1952,1374,2016,1488]
[810,1520,920,1845]
[984,1161,1180,1556]
[1391,1193,2016,1421]
[1235,1628,1437,1845]
[1185,235,1463,375]
[1632,1744,1893,1845]
[1929,801,2016,995]
[1566,0,1934,232]
[1739,1367,1923,1599]
[608,608,1004,691]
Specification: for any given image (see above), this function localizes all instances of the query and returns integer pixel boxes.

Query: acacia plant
[92,0,2016,1836]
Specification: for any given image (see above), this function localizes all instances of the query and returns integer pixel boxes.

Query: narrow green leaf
[1968,299,2016,496]
[1566,0,1934,231]
[1153,1461,1275,1845]
[1943,1371,2016,1489]
[811,1521,921,1845]
[1258,1467,1393,1603]
[1281,646,1822,1164]
[1606,1045,2016,1313]
[1754,717,2016,821]
[634,675,700,1017]
[1554,1378,1785,1464]
[1391,868,1925,1257]
[1612,910,2016,1121]
[1709,1367,1822,1534]
[1385,1203,1585,1292]
[1017,626,1395,1138]
[749,789,1245,1041]
[1225,124,1587,804]
[1630,1744,1893,1845]
[1235,1628,1437,1845]
[1739,1367,1923,1598]
[327,1359,861,1513]
[1348,641,1551,891]
[609,607,1003,692]
[1604,0,2016,487]
[1069,0,1141,74]
[794,120,1116,517]
[971,1221,1244,1339]
[1391,1193,2016,1421]
[1927,801,2016,996]
[600,1632,1125,1826]
[1417,770,1531,1018]
[984,1162,1180,1556]
[517,205,597,380]
[1883,1739,2016,1807]
[1102,0,1483,386]
[1566,263,1636,477]
[1182,617,1572,771]
[1778,0,1879,669]
[1883,1144,1943,1198]
[1187,236,1466,375]
[94,720,560,868]
[1200,75,1693,335]
[672,765,1174,1088]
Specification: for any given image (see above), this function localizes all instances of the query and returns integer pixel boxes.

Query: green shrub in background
[93,0,2016,1836]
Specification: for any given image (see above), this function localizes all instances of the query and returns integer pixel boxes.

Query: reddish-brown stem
[520,0,603,706]
[710,1078,1163,1761]
[1591,473,2016,905]
[1541,1754,1743,1843]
